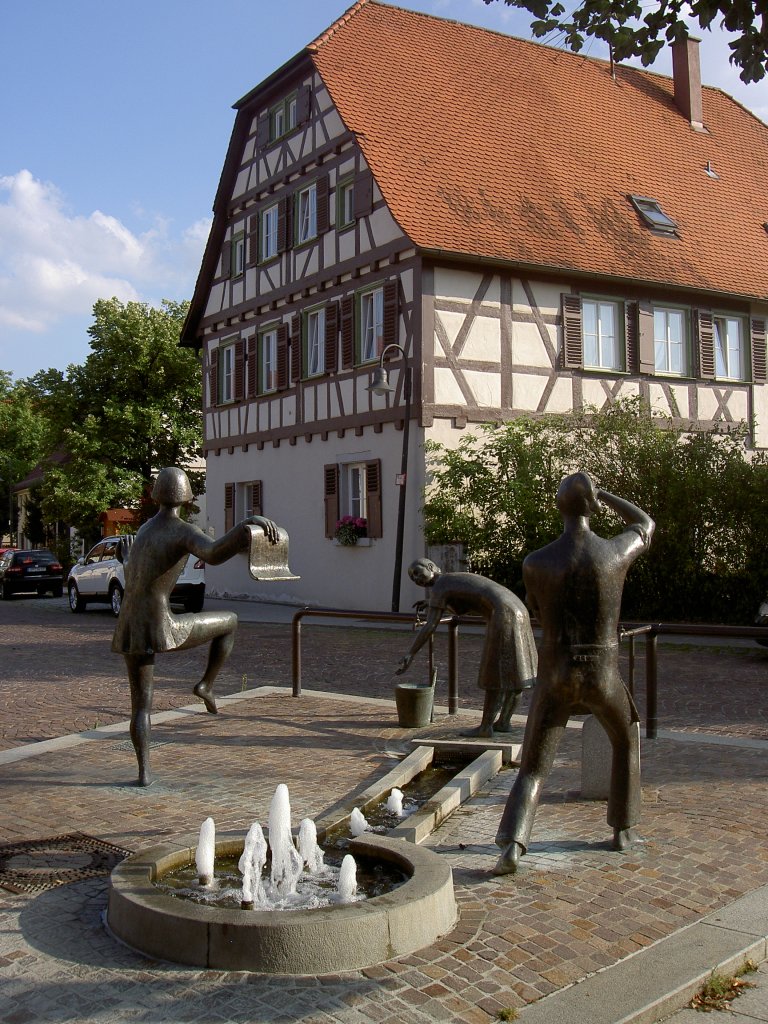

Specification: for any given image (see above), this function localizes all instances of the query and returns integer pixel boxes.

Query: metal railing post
[292,613,302,697]
[448,618,459,715]
[646,630,658,739]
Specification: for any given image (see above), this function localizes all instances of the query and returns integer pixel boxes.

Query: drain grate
[0,833,132,894]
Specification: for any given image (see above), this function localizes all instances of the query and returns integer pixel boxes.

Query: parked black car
[0,549,64,599]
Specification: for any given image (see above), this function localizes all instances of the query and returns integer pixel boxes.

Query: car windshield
[14,551,57,564]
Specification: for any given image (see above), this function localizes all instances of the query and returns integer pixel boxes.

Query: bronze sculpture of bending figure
[397,559,537,737]
[495,472,654,874]
[111,467,280,787]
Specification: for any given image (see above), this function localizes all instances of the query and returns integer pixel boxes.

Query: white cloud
[0,170,208,339]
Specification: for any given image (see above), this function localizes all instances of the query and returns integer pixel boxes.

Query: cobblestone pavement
[1,595,768,1023]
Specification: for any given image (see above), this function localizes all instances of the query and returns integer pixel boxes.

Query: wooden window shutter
[638,300,656,374]
[249,481,263,517]
[277,196,291,252]
[224,483,235,532]
[246,214,259,267]
[340,295,355,369]
[246,336,257,398]
[291,312,302,382]
[353,169,373,217]
[256,114,270,150]
[324,301,339,373]
[751,318,767,382]
[220,240,232,280]
[365,459,382,538]
[324,464,339,538]
[234,340,245,401]
[296,85,311,125]
[316,174,330,235]
[695,309,715,379]
[624,301,639,373]
[276,323,289,390]
[383,280,399,350]
[560,294,582,369]
[208,357,218,408]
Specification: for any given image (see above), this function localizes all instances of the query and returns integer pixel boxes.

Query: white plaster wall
[516,280,561,317]
[204,424,426,611]
[753,386,768,448]
[434,268,500,305]
[512,320,552,366]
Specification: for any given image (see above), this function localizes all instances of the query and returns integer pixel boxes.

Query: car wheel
[1,582,12,600]
[52,585,63,598]
[110,582,124,617]
[68,582,86,613]
[184,588,205,613]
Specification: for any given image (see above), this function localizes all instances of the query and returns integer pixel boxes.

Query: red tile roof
[310,0,768,301]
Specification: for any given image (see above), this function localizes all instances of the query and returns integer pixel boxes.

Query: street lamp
[367,343,412,613]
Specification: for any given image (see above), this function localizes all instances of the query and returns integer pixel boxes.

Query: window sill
[332,538,371,547]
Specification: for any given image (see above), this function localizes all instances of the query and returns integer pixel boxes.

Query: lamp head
[367,366,395,396]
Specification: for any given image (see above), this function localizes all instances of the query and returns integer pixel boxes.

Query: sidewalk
[1,596,767,1022]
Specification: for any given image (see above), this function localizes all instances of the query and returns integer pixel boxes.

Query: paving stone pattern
[1,596,768,1023]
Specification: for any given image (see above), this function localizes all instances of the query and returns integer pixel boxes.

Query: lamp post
[367,343,412,613]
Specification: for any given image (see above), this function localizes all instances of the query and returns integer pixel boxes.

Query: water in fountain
[335,854,358,902]
[386,788,404,817]
[349,807,371,837]
[196,817,216,887]
[239,822,267,908]
[268,783,305,897]
[298,818,324,873]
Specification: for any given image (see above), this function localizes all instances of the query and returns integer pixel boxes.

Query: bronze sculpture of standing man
[112,467,279,787]
[495,472,654,874]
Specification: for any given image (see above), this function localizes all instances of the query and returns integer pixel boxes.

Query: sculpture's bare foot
[462,724,494,738]
[493,840,523,875]
[194,682,218,714]
[612,827,640,851]
[493,719,514,734]
[136,771,153,788]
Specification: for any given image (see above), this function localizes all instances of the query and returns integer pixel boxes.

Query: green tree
[483,0,768,83]
[423,400,768,623]
[40,298,202,541]
[0,371,50,541]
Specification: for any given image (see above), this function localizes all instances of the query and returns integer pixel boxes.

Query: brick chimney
[672,36,704,130]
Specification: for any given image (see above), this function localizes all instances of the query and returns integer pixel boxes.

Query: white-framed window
[260,328,278,393]
[342,462,368,520]
[287,96,297,131]
[360,287,384,363]
[337,178,355,228]
[296,183,317,244]
[583,299,622,370]
[231,233,245,277]
[654,307,688,375]
[714,315,745,380]
[219,343,235,403]
[270,103,285,141]
[237,480,262,520]
[261,204,279,261]
[306,307,325,378]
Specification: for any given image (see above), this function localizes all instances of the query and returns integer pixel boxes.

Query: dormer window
[629,195,678,236]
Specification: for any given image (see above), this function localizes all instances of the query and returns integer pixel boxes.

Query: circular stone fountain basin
[107,832,457,975]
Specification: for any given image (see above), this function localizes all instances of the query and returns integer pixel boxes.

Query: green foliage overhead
[0,371,51,538]
[483,0,768,83]
[422,399,768,623]
[35,298,202,541]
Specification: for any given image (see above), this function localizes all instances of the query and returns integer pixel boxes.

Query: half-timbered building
[181,0,768,611]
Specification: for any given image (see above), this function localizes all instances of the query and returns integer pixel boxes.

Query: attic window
[629,195,678,236]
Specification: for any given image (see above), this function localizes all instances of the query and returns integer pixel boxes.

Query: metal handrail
[290,609,765,739]
[290,608,485,714]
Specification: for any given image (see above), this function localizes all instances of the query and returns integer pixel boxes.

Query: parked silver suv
[67,534,205,616]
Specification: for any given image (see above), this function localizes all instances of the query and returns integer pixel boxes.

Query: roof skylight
[628,195,678,236]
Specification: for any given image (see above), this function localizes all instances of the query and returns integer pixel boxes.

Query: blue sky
[2,0,766,382]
